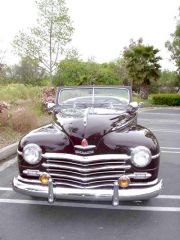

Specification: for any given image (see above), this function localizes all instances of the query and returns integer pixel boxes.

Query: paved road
[0,107,180,240]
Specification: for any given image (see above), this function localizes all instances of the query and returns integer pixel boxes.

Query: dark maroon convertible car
[13,86,163,206]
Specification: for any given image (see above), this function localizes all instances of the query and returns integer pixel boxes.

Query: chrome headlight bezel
[23,143,42,165]
[131,146,152,168]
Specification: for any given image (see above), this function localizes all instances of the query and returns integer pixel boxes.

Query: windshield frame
[56,86,132,106]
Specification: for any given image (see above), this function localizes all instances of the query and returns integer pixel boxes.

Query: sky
[0,0,179,70]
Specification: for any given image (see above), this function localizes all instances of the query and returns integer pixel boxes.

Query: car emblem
[75,140,96,155]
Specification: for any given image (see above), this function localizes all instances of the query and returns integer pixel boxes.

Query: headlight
[23,144,42,165]
[131,146,151,167]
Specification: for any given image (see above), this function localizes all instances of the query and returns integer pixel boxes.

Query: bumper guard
[13,176,163,206]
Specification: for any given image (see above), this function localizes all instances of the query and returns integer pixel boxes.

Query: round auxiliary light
[39,173,50,184]
[23,143,42,165]
[131,146,151,168]
[118,176,130,188]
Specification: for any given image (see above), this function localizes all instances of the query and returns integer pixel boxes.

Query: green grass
[133,95,154,107]
[0,84,42,104]
[0,83,45,115]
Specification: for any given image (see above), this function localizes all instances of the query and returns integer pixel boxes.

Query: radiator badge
[74,139,96,155]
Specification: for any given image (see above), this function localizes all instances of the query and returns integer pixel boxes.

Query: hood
[54,107,136,145]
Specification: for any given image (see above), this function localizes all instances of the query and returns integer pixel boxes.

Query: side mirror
[129,101,144,112]
[46,102,55,113]
[129,101,139,109]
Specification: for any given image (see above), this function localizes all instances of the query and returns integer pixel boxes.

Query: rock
[41,87,56,110]
[0,102,9,113]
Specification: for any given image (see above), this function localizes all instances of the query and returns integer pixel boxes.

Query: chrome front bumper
[13,176,163,206]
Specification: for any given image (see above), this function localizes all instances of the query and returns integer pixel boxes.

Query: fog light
[39,173,50,184]
[118,176,130,188]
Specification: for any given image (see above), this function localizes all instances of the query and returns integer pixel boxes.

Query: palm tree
[123,39,161,99]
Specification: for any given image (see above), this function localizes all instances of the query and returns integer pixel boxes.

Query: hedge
[152,94,180,106]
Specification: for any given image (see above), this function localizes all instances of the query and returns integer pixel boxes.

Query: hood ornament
[81,138,88,147]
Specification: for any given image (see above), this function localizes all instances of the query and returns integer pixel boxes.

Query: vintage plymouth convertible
[13,86,163,206]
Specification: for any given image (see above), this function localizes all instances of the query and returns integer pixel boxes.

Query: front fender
[18,124,72,153]
[96,125,160,174]
[97,125,159,155]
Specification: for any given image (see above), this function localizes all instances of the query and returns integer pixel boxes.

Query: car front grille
[42,153,131,189]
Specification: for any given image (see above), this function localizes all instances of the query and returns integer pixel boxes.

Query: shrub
[0,102,10,127]
[11,108,38,133]
[0,110,9,127]
[152,94,180,106]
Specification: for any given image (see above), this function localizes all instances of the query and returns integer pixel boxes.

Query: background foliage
[0,2,179,96]
[152,94,180,106]
[165,7,180,77]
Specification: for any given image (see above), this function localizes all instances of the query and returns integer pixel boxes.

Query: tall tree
[13,0,74,83]
[165,7,180,77]
[123,39,161,99]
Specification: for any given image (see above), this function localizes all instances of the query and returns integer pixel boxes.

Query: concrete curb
[0,142,18,161]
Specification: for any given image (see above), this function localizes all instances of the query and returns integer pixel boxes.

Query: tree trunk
[140,83,149,99]
[49,19,53,85]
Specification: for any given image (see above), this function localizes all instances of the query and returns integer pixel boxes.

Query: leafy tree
[97,62,123,85]
[0,57,46,85]
[0,66,15,85]
[165,7,180,77]
[149,70,179,93]
[54,58,123,86]
[159,70,179,88]
[54,59,86,86]
[115,58,131,86]
[14,57,46,85]
[81,60,101,85]
[123,39,161,99]
[54,59,101,86]
[64,48,81,60]
[13,0,74,83]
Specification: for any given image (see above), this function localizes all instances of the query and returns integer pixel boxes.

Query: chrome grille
[42,153,131,189]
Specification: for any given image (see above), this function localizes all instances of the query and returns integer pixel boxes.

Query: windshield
[58,87,130,106]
